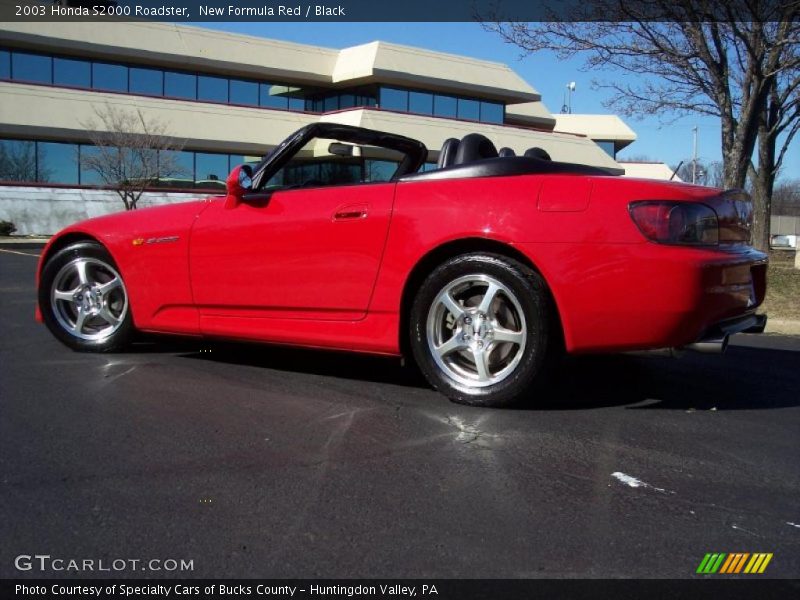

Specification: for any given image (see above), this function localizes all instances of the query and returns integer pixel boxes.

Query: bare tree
[772,179,800,216]
[0,140,45,182]
[80,104,188,210]
[482,0,800,250]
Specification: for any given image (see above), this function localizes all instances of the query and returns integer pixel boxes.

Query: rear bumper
[707,312,767,337]
[517,242,768,353]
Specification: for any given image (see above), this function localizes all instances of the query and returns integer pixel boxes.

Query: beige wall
[620,162,679,181]
[553,114,637,151]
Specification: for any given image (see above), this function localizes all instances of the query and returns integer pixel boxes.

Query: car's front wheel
[39,241,134,352]
[410,253,554,407]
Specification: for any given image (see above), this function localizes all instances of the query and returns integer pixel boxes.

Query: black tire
[409,253,554,407]
[39,241,134,352]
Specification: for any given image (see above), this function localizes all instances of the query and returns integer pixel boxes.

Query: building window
[0,49,9,79]
[380,87,408,111]
[305,96,323,112]
[79,144,103,185]
[595,140,616,158]
[229,79,258,106]
[1,48,507,124]
[37,142,79,185]
[130,67,163,96]
[379,85,504,124]
[12,51,51,84]
[260,83,288,110]
[92,62,127,92]
[198,75,228,103]
[53,57,90,88]
[287,89,306,111]
[0,140,37,182]
[433,94,457,118]
[339,94,356,109]
[409,91,433,115]
[323,94,339,112]
[195,152,228,188]
[457,98,480,121]
[164,70,196,100]
[480,101,504,124]
[158,149,194,187]
[1,137,240,190]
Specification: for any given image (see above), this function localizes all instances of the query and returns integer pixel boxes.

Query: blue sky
[205,21,796,174]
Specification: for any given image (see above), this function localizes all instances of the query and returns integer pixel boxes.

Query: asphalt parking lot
[1,248,799,579]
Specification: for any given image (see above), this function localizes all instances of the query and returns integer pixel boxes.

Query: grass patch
[761,250,800,320]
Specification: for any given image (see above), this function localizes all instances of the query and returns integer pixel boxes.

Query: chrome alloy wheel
[425,274,527,388]
[50,257,129,341]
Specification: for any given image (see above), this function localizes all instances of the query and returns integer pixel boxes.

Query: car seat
[523,147,552,161]
[454,133,499,165]
[437,138,461,169]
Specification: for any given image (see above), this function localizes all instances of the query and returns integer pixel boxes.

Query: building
[618,161,681,181]
[1,22,644,235]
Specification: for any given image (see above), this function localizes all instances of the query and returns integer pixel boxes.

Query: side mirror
[225,164,253,209]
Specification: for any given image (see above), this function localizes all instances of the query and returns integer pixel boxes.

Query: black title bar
[1,0,797,22]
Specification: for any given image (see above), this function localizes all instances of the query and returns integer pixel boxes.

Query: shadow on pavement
[133,335,800,411]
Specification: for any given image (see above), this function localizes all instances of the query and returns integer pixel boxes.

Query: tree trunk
[750,94,779,253]
[720,114,753,191]
[750,164,774,253]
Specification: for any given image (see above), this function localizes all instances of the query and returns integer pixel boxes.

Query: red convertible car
[36,123,767,407]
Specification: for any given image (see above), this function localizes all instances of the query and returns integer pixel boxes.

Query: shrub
[0,220,16,236]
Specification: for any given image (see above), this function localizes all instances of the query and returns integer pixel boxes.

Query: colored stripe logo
[697,553,773,574]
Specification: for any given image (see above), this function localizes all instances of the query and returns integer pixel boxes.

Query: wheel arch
[398,237,565,357]
[38,232,105,281]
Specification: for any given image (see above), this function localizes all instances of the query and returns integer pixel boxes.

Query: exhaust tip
[683,335,729,354]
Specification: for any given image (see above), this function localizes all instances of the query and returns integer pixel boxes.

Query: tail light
[629,201,719,245]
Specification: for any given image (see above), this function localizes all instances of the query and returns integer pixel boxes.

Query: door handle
[333,203,369,221]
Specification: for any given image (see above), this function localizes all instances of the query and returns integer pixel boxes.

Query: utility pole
[692,125,698,184]
[561,82,576,114]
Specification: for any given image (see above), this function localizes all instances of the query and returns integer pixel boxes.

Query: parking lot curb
[0,236,49,250]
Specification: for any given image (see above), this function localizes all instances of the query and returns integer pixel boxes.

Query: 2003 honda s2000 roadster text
[36,124,768,407]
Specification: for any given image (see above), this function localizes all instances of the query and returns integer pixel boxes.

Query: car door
[188,182,395,338]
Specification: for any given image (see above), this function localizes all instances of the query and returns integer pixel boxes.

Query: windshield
[261,138,406,192]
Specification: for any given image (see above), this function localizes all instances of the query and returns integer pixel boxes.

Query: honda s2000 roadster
[37,124,768,407]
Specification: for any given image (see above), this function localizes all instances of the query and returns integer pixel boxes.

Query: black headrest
[498,147,516,157]
[454,134,498,166]
[524,147,552,161]
[437,138,460,169]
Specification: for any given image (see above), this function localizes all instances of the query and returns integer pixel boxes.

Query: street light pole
[692,125,698,184]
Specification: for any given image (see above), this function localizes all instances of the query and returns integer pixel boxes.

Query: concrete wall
[0,186,212,236]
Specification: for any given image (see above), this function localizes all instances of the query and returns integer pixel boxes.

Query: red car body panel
[36,174,767,356]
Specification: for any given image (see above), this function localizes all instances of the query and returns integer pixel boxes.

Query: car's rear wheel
[410,253,554,407]
[39,241,134,352]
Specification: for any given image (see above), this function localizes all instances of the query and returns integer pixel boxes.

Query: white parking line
[0,248,40,257]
